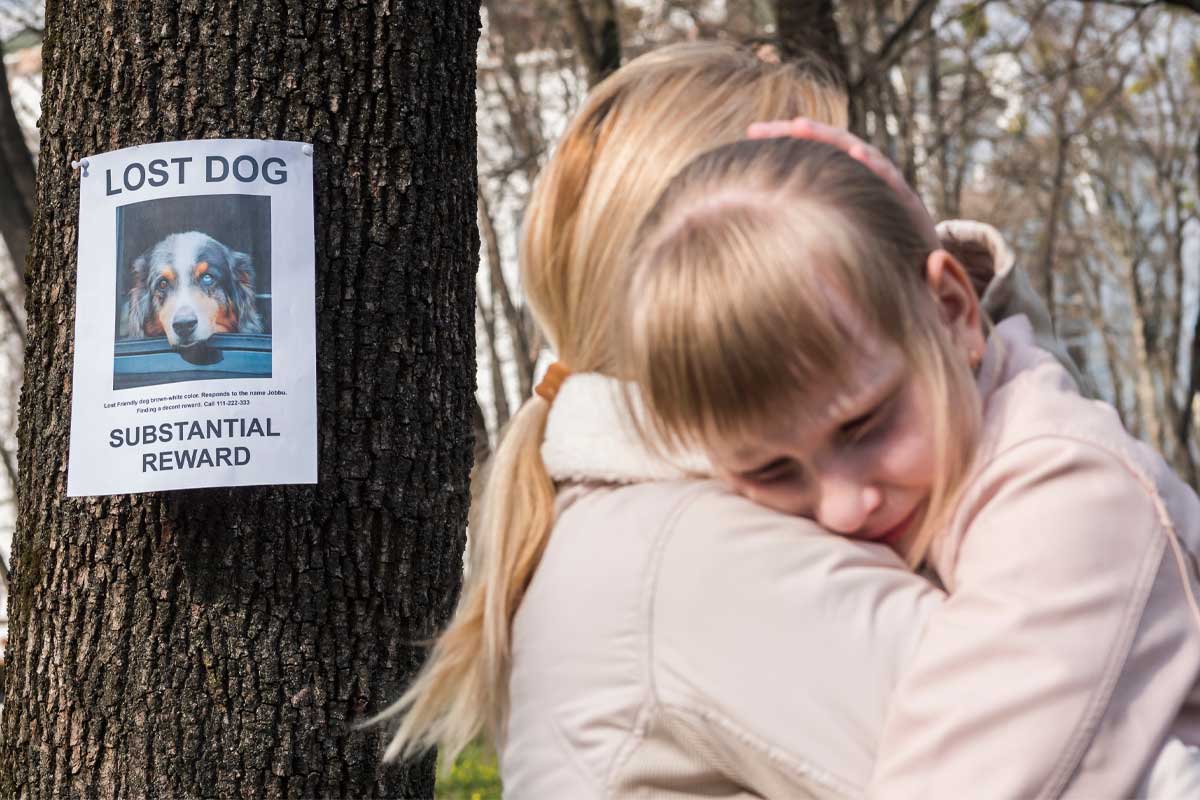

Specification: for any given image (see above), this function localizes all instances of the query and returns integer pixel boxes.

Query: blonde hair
[371,42,849,765]
[620,137,983,566]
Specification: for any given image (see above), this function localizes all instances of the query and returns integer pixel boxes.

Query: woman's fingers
[746,120,800,139]
[747,117,941,248]
[750,119,892,180]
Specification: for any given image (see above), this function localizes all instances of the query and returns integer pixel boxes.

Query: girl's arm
[868,436,1200,799]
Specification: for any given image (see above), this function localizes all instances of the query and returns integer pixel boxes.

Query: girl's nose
[814,476,883,536]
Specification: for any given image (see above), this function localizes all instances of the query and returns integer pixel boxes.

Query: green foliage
[435,740,502,800]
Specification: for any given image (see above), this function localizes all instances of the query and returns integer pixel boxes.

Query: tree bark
[0,1,479,797]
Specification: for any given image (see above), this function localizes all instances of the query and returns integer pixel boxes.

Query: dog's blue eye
[200,273,215,287]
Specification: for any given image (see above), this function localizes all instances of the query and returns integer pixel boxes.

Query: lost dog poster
[67,139,317,495]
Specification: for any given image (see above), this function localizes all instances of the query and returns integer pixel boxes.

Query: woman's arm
[869,436,1200,799]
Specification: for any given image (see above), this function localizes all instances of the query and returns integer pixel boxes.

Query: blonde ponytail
[371,397,555,764]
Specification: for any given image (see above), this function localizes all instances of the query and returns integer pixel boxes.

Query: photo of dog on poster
[113,194,272,390]
[120,231,263,347]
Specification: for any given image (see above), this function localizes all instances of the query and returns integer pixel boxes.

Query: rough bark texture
[0,1,479,798]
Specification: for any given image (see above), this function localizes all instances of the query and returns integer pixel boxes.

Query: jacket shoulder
[642,483,943,796]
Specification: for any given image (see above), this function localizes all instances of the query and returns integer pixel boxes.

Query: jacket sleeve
[631,484,945,799]
[868,436,1200,800]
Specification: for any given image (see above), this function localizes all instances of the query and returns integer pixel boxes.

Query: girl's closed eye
[841,384,904,446]
[742,458,801,485]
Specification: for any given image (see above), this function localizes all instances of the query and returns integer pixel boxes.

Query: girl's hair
[372,43,849,764]
[620,137,983,566]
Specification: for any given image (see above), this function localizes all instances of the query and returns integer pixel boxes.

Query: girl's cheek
[881,430,937,485]
[876,393,938,483]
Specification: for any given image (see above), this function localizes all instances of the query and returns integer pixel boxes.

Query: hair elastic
[535,362,571,404]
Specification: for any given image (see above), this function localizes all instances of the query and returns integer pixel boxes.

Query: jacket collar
[540,373,712,484]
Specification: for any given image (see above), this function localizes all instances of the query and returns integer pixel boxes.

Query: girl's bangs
[628,201,898,453]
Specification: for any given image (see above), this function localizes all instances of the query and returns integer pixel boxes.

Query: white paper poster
[66,139,317,496]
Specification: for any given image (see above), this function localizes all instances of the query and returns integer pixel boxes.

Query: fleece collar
[540,373,712,484]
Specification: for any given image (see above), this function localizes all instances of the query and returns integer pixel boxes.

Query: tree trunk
[1038,133,1071,324]
[775,0,849,89]
[565,0,621,87]
[1174,127,1200,486]
[0,1,479,798]
[0,44,34,283]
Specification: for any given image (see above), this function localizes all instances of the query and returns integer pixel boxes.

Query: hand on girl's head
[746,117,940,250]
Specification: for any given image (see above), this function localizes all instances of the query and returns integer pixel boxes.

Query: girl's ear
[925,249,987,367]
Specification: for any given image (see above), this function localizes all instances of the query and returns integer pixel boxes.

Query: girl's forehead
[718,342,908,463]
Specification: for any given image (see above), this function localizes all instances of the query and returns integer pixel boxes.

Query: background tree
[776,0,850,94]
[0,1,478,798]
[0,39,32,285]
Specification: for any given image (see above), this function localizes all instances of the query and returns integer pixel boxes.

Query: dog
[120,231,263,349]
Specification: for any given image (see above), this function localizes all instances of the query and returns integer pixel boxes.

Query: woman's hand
[747,118,940,250]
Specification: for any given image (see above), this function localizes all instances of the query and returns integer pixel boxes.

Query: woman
[374,43,1087,797]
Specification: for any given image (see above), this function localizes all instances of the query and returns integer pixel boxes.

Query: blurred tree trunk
[1164,1,1200,479]
[566,0,621,86]
[0,0,479,797]
[0,44,35,273]
[775,0,849,88]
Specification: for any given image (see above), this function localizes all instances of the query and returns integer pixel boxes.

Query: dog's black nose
[173,313,198,338]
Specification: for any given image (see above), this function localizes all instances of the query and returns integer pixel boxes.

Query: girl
[620,133,1200,798]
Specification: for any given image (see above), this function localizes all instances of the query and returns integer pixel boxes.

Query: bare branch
[478,190,536,399]
[1078,0,1200,13]
[476,287,511,433]
[852,0,941,92]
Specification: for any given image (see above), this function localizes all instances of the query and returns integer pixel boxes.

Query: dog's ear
[131,253,149,285]
[120,253,161,338]
[230,250,264,333]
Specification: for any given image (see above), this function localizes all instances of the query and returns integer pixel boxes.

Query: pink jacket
[869,315,1200,799]
[499,223,1195,797]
